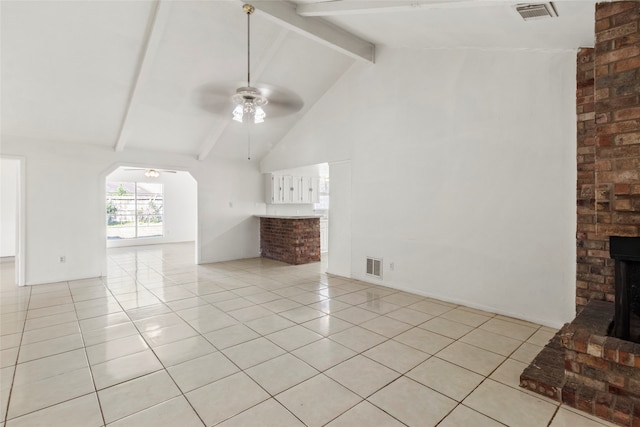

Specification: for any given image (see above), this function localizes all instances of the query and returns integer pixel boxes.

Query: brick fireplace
[576,0,640,312]
[522,2,640,425]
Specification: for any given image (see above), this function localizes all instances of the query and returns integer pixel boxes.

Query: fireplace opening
[610,236,640,343]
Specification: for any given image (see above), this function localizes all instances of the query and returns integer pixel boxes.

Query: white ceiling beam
[251,1,375,63]
[297,0,500,17]
[197,28,290,161]
[114,0,171,152]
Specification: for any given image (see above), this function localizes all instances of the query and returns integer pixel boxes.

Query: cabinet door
[283,176,301,204]
[267,174,285,204]
[299,176,319,204]
[278,175,287,203]
[309,176,320,203]
[300,176,310,204]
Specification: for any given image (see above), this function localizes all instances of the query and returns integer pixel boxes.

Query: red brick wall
[577,47,605,310]
[577,2,640,312]
[260,217,320,265]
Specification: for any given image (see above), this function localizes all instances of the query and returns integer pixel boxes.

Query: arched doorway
[103,165,198,261]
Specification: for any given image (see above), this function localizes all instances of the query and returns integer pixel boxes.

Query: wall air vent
[515,3,558,21]
[366,257,382,279]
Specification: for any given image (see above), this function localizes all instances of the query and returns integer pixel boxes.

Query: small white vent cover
[366,257,382,279]
[515,3,558,21]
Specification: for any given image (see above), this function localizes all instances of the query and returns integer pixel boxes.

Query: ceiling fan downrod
[244,4,254,88]
[232,4,267,124]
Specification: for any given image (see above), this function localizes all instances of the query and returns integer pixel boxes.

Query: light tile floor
[0,243,619,427]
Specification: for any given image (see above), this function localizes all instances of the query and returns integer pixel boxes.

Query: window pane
[136,182,163,238]
[106,181,163,240]
[106,182,135,240]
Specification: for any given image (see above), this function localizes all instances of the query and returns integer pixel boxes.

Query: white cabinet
[284,175,302,203]
[301,176,320,204]
[266,175,285,204]
[266,174,319,205]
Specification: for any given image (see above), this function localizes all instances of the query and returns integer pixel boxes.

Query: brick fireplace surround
[520,2,640,426]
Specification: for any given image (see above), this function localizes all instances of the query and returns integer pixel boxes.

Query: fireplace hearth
[520,238,640,426]
[521,300,640,426]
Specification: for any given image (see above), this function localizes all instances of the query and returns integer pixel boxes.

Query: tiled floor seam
[130,292,385,425]
[546,405,562,427]
[69,280,109,427]
[382,319,555,425]
[99,285,209,427]
[2,284,31,425]
[98,268,334,425]
[5,245,616,427]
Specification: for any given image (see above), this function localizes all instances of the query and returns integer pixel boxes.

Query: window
[106,182,164,240]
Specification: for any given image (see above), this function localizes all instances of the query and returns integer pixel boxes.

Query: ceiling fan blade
[194,81,304,118]
[195,91,233,114]
[256,83,304,115]
[194,82,238,114]
[267,97,304,114]
[121,167,177,173]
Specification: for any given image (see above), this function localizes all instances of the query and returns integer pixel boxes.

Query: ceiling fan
[196,3,304,122]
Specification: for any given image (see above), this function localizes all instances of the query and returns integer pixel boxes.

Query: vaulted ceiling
[1,1,596,161]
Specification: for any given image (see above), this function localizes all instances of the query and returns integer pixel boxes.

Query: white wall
[327,161,351,277]
[105,168,197,248]
[0,158,19,257]
[261,47,577,328]
[196,156,264,263]
[0,138,265,285]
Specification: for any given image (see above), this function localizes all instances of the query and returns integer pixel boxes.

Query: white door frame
[1,155,27,286]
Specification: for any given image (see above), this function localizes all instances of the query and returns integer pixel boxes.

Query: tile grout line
[2,283,31,425]
[69,278,109,427]
[135,256,314,427]
[100,255,208,427]
[105,250,328,425]
[3,283,107,424]
[3,245,581,427]
[107,254,369,426]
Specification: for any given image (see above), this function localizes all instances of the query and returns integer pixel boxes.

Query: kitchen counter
[255,214,323,219]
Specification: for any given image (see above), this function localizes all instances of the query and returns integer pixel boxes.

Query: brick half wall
[260,217,321,265]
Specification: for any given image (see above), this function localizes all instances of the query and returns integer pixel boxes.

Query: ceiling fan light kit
[232,86,267,124]
[232,3,268,124]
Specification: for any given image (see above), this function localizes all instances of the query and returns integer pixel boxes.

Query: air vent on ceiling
[366,257,382,279]
[515,3,558,21]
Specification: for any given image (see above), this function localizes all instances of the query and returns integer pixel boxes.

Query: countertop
[255,215,323,219]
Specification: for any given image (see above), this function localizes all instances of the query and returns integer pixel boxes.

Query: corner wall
[262,46,577,328]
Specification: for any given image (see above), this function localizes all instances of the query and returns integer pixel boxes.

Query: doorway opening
[0,157,26,286]
[104,166,197,253]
